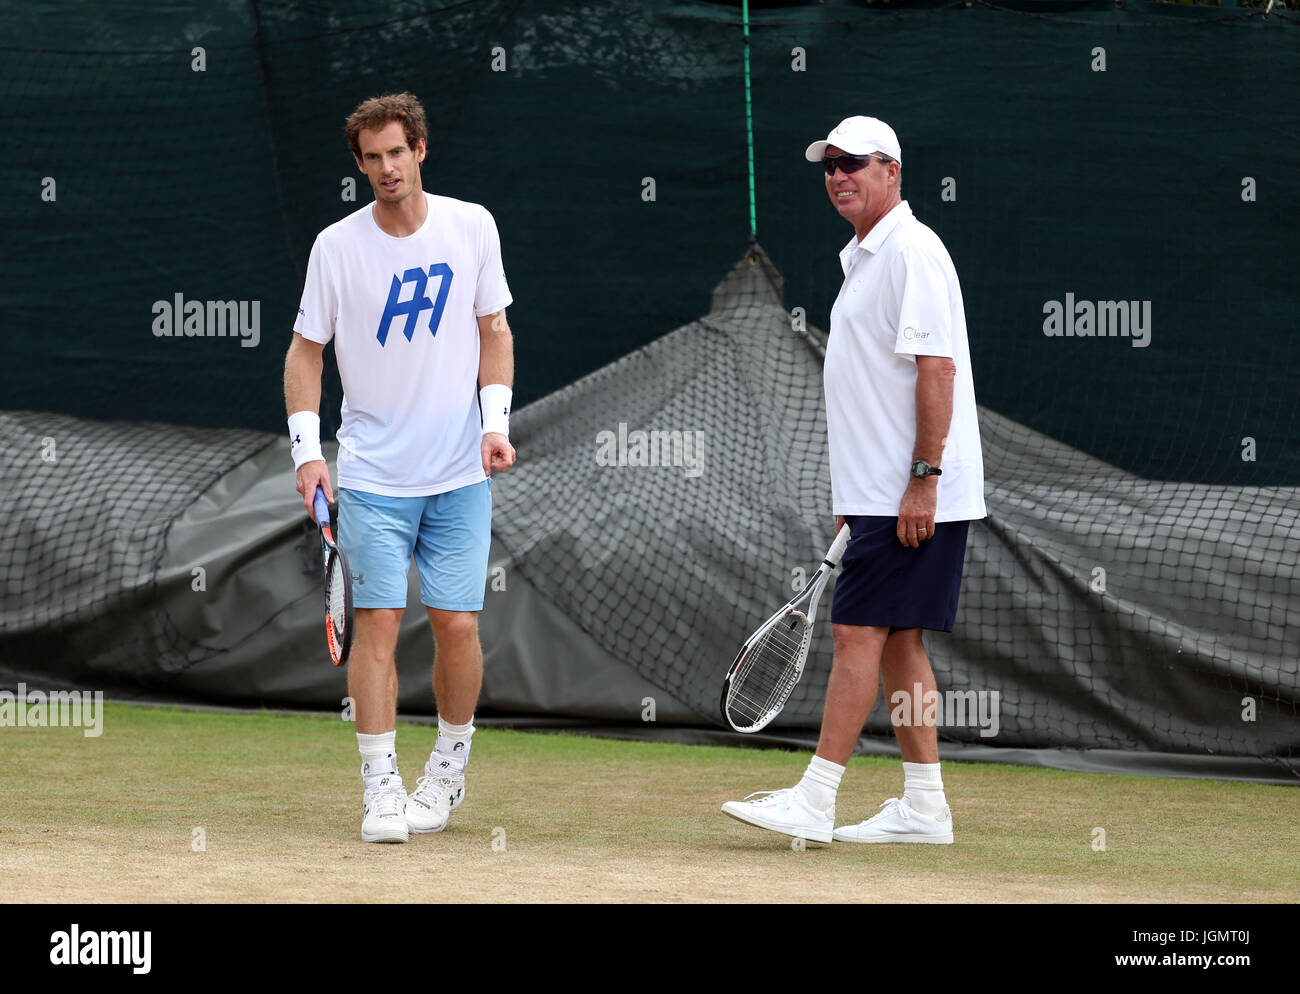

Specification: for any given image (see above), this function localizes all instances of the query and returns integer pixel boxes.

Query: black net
[493,243,1299,775]
[2,0,1297,777]
[0,412,275,679]
[494,248,827,714]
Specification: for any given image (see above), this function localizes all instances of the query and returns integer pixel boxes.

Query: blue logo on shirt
[376,263,454,345]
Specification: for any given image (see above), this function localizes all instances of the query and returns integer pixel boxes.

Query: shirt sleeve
[892,244,955,360]
[293,235,338,344]
[474,207,514,318]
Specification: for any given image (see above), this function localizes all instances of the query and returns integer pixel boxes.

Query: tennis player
[283,92,515,844]
[723,116,986,844]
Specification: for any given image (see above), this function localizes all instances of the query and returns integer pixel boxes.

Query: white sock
[357,730,400,791]
[797,755,845,812]
[902,761,947,817]
[431,716,474,776]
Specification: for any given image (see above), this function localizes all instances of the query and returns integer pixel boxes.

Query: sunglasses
[822,153,890,177]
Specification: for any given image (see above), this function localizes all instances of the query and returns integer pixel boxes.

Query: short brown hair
[345,92,428,160]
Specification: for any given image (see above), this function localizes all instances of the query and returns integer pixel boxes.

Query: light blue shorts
[337,480,492,612]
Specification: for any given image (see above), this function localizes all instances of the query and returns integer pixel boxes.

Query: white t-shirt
[294,193,512,497]
[823,200,986,522]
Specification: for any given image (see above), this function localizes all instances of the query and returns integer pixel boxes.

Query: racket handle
[825,523,851,566]
[312,487,331,527]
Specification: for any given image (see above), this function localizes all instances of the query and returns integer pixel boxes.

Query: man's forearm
[913,357,956,466]
[479,314,514,388]
[284,344,323,416]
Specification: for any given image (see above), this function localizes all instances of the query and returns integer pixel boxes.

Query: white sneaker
[405,762,466,834]
[721,786,834,844]
[361,779,409,844]
[833,797,953,844]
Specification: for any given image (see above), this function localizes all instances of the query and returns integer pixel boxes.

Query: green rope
[743,0,757,240]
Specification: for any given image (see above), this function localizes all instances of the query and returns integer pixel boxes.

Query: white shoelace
[413,774,461,805]
[872,797,907,821]
[367,786,405,819]
[741,790,788,804]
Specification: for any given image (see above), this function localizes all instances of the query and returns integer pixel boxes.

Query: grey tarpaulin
[1,249,1296,783]
[490,246,1300,780]
[0,421,690,723]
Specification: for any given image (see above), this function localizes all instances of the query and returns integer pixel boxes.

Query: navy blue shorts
[830,516,971,632]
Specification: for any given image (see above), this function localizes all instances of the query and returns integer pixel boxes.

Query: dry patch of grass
[0,704,1295,903]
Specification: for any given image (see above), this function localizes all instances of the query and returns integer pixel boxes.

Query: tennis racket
[312,486,353,667]
[720,524,852,733]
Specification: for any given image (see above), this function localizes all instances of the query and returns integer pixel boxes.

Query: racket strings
[727,614,811,728]
[327,556,348,635]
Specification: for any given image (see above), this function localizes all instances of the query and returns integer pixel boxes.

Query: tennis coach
[724,116,986,845]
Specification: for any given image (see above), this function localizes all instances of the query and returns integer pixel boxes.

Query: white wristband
[288,410,324,469]
[480,384,512,438]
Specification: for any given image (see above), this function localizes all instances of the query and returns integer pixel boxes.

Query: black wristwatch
[911,459,942,479]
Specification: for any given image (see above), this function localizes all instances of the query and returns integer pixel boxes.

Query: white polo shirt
[823,200,986,522]
[294,193,513,497]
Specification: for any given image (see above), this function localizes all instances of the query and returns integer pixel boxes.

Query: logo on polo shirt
[902,326,931,342]
[376,263,455,345]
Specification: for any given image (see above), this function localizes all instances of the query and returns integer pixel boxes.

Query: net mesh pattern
[0,412,275,678]
[2,1,1296,775]
[492,244,1299,774]
[494,247,831,714]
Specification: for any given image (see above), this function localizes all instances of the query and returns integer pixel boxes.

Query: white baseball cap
[805,116,902,164]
